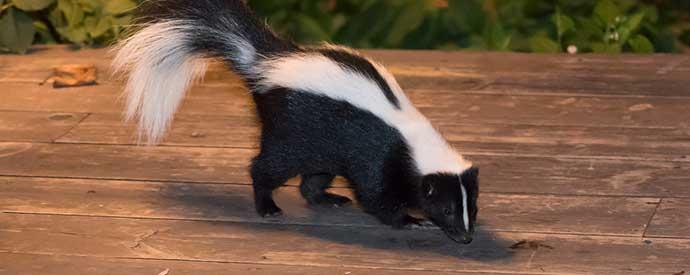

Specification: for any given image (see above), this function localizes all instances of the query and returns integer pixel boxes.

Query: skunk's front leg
[355,183,415,229]
[300,173,352,207]
[363,196,417,229]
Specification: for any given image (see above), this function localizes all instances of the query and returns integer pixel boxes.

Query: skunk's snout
[442,228,474,244]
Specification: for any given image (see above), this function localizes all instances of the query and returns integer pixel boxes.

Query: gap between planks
[5,140,684,163]
[0,174,676,199]
[0,252,541,275]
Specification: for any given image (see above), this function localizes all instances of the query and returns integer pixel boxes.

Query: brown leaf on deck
[509,240,554,250]
[42,64,97,88]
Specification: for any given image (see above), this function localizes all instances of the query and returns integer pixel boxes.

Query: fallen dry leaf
[43,64,97,88]
[628,103,654,112]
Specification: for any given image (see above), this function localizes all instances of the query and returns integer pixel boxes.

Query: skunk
[113,0,479,244]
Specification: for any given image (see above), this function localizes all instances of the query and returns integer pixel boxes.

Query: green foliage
[0,6,35,53]
[248,0,690,53]
[0,0,135,53]
[1,0,688,54]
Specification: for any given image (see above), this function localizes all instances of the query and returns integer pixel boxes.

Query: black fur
[133,0,479,243]
[251,88,418,226]
[138,0,299,78]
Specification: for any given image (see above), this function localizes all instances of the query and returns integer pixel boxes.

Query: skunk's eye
[443,208,452,216]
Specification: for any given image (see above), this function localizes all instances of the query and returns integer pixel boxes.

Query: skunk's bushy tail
[112,0,296,144]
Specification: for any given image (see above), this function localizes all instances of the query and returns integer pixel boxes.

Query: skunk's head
[418,167,479,244]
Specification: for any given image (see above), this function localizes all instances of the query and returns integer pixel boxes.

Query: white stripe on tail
[113,21,209,144]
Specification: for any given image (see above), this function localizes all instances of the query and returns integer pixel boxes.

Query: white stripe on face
[460,183,470,231]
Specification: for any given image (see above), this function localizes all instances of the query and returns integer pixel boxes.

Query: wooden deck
[1,46,689,274]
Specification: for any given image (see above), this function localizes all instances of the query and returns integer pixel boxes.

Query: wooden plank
[645,199,690,239]
[412,91,690,129]
[4,46,689,97]
[1,213,688,274]
[0,177,658,236]
[0,59,487,92]
[56,113,690,162]
[445,123,690,161]
[0,252,481,275]
[364,50,690,97]
[1,142,689,197]
[0,142,253,184]
[0,58,245,88]
[0,111,87,142]
[3,82,690,129]
[0,83,253,115]
[0,46,243,86]
[57,113,260,148]
[482,156,689,197]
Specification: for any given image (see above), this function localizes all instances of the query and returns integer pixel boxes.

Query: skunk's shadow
[163,182,514,263]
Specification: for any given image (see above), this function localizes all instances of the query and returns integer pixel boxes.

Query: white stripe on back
[258,52,472,175]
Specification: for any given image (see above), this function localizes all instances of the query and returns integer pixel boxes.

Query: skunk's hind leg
[251,156,291,217]
[300,174,351,207]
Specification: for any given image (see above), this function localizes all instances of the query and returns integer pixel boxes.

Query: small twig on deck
[130,229,160,249]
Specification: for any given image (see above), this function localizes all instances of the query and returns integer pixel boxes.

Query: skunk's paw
[307,193,352,208]
[257,202,283,217]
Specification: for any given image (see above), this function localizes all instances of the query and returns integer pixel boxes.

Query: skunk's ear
[422,180,435,197]
[461,166,479,186]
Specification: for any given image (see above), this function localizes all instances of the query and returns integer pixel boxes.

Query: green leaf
[104,0,136,15]
[384,0,428,47]
[33,20,56,43]
[111,14,132,27]
[628,35,654,53]
[58,0,84,27]
[57,24,87,44]
[529,36,560,53]
[552,8,575,40]
[84,15,111,38]
[484,23,512,51]
[594,0,620,25]
[640,5,658,23]
[76,0,101,13]
[11,0,54,11]
[576,16,604,40]
[618,12,644,43]
[335,1,396,48]
[447,0,485,33]
[0,7,35,53]
[293,14,329,42]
